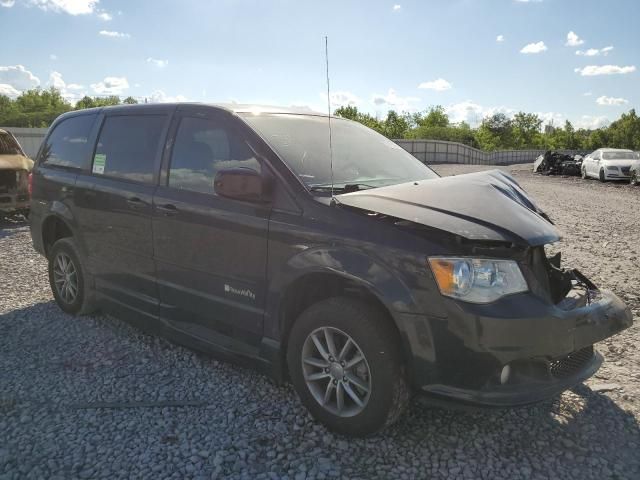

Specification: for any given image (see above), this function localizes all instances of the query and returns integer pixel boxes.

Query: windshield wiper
[309,183,377,194]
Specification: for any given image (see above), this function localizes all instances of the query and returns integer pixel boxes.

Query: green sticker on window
[93,154,106,174]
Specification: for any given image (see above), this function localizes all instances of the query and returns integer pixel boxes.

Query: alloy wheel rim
[53,252,78,304]
[301,327,372,417]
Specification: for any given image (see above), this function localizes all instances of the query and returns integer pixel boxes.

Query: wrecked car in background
[533,150,583,176]
[581,148,640,182]
[0,129,33,218]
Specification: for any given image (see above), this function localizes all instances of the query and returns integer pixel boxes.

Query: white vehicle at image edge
[581,148,640,182]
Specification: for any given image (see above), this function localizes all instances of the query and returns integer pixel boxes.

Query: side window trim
[89,111,174,186]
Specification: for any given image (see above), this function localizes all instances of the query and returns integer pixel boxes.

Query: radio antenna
[324,36,335,201]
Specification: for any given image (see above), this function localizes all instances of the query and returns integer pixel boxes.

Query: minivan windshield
[241,113,438,192]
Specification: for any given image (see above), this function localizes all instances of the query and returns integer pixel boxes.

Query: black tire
[287,297,410,436]
[48,238,97,315]
[581,166,588,180]
[631,172,639,186]
[599,169,606,182]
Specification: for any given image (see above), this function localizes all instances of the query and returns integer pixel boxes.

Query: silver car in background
[581,148,640,182]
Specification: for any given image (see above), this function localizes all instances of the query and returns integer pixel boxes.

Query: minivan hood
[336,169,560,247]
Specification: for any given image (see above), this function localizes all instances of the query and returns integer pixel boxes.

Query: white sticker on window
[92,154,106,174]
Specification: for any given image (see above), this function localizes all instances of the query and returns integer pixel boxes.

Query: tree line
[335,105,640,152]
[0,87,139,128]
[1,87,638,152]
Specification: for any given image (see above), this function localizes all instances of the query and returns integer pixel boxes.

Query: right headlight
[428,257,528,304]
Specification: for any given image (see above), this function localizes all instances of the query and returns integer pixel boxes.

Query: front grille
[549,346,594,379]
[621,166,631,175]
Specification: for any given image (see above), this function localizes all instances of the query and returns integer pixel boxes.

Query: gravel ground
[1,164,639,480]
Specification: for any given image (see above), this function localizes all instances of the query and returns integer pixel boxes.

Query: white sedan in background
[581,148,640,182]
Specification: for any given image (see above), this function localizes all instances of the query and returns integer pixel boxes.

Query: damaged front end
[0,130,33,218]
[336,171,633,406]
[421,244,634,407]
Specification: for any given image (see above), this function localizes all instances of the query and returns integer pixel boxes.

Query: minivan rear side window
[168,117,260,195]
[40,114,97,168]
[93,115,166,184]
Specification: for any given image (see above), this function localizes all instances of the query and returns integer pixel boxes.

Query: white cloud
[90,76,129,95]
[47,71,85,101]
[30,0,98,15]
[574,65,636,76]
[149,90,187,103]
[575,115,610,129]
[99,30,131,39]
[536,111,565,127]
[445,101,516,126]
[97,10,111,20]
[565,31,584,47]
[596,95,629,106]
[49,53,58,60]
[146,57,169,68]
[576,46,613,57]
[371,88,420,111]
[520,41,547,54]
[320,90,361,109]
[1,0,15,7]
[392,4,401,11]
[0,65,40,91]
[496,35,505,43]
[0,84,21,97]
[417,78,452,91]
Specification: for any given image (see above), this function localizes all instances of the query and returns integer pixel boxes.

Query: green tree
[413,106,449,129]
[511,112,543,148]
[1,88,72,127]
[475,113,513,151]
[381,110,410,139]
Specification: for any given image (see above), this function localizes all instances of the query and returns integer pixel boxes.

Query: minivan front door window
[168,116,261,195]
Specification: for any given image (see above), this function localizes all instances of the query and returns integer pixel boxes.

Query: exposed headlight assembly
[428,257,528,304]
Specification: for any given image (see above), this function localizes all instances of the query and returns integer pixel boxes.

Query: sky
[0,0,638,129]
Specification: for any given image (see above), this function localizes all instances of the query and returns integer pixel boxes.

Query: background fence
[394,139,586,166]
[3,127,586,166]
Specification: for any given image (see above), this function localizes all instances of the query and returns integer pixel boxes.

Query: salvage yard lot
[1,163,639,480]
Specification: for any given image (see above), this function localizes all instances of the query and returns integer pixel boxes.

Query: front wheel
[581,166,588,179]
[599,169,606,182]
[631,172,639,186]
[48,238,96,315]
[287,297,410,437]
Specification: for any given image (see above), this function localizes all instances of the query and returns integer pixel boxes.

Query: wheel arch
[41,213,74,258]
[271,267,417,383]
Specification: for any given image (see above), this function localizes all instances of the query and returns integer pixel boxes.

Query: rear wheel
[48,238,96,315]
[581,166,588,179]
[599,169,606,182]
[287,297,410,436]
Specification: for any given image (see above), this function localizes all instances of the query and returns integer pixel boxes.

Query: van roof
[71,102,328,117]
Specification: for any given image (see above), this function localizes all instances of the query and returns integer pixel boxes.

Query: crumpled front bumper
[401,287,633,407]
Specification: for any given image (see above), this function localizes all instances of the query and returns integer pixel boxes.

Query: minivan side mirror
[214,167,271,203]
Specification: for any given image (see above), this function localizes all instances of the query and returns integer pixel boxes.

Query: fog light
[500,365,511,385]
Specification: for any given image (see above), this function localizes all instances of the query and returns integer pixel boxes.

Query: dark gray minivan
[30,103,633,436]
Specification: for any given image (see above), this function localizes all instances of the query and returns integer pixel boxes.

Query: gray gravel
[1,164,639,479]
